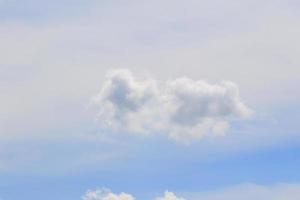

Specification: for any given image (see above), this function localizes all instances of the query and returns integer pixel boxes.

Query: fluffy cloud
[82,188,135,200]
[82,189,184,200]
[94,69,252,143]
[155,191,185,200]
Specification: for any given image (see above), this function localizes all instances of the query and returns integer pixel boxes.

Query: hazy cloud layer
[94,69,251,143]
[187,183,300,200]
[1,0,299,142]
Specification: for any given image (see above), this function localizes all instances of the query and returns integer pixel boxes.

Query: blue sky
[0,0,300,200]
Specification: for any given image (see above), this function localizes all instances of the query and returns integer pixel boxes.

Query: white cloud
[94,69,251,143]
[155,191,185,200]
[81,189,184,200]
[82,188,135,200]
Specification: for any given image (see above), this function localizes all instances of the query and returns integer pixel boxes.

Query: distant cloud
[82,188,135,200]
[155,191,185,200]
[93,69,252,143]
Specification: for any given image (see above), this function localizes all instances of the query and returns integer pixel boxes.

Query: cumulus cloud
[155,191,185,200]
[94,69,252,143]
[82,189,184,200]
[82,188,135,200]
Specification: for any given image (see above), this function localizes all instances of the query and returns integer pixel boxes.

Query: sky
[0,0,300,199]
